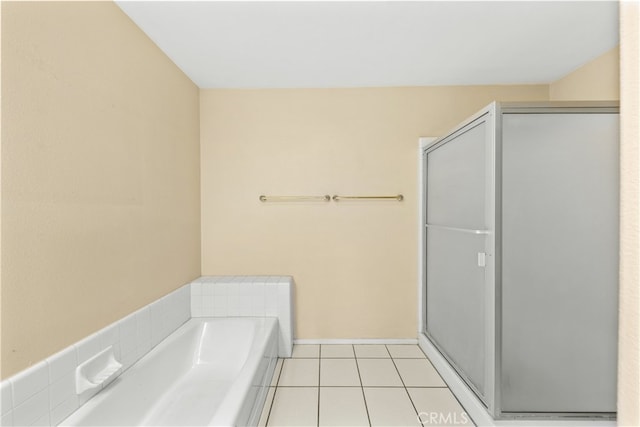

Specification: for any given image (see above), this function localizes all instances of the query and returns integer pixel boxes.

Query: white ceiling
[115,1,619,89]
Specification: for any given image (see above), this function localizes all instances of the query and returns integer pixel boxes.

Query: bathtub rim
[59,316,279,427]
[209,316,279,426]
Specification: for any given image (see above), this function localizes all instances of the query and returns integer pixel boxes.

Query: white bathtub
[61,317,279,427]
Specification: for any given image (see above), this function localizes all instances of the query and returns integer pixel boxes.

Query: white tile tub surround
[0,284,191,427]
[190,275,294,358]
[0,275,294,426]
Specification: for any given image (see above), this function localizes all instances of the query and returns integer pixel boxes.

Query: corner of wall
[618,2,640,425]
[549,47,620,101]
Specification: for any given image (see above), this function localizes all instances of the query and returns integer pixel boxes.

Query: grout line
[275,358,284,386]
[396,385,449,388]
[265,358,285,427]
[353,344,373,427]
[352,357,391,359]
[318,357,357,359]
[386,345,423,422]
[386,357,427,359]
[317,349,321,427]
[277,385,405,388]
[263,387,276,427]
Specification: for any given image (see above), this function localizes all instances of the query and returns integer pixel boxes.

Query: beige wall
[550,47,620,101]
[200,85,548,340]
[1,2,201,378]
[618,2,640,425]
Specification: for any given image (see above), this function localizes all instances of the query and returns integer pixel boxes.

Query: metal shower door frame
[421,102,499,416]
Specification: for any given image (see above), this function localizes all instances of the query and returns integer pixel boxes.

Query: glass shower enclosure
[422,102,619,419]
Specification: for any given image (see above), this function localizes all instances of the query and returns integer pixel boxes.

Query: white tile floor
[259,344,474,427]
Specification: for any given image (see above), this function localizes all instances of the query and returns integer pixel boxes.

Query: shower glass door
[424,112,495,405]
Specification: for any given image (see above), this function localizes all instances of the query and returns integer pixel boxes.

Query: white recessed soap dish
[75,345,123,394]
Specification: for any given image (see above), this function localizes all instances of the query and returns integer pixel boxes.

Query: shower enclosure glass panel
[426,121,487,229]
[426,229,486,394]
[425,116,493,403]
[500,113,619,413]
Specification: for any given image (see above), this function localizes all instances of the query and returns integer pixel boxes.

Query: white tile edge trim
[417,334,616,427]
[295,338,418,345]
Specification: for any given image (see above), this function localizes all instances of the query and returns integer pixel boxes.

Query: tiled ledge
[0,275,294,427]
[190,276,294,359]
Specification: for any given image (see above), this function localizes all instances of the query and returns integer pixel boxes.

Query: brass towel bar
[259,194,403,202]
[332,194,403,202]
[259,195,331,202]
